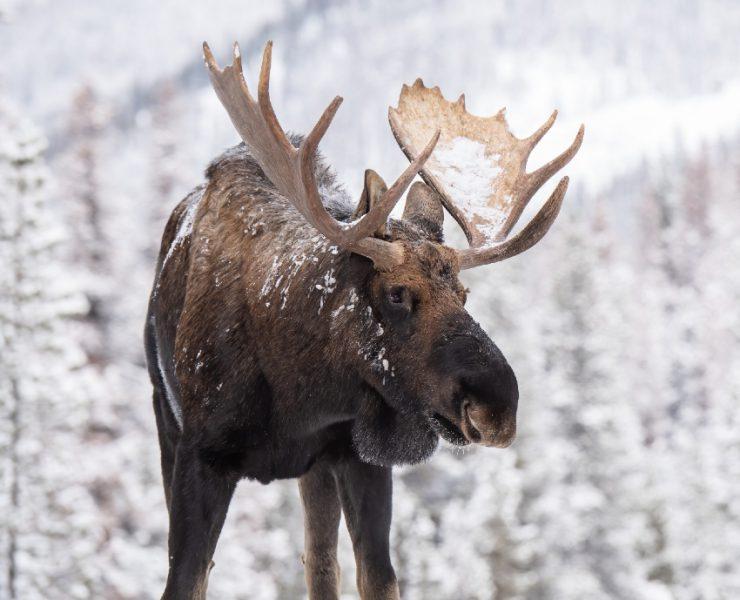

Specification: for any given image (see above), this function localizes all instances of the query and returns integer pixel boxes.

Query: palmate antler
[389,80,584,270]
[203,41,440,271]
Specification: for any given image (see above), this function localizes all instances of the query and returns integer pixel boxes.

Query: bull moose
[144,40,583,599]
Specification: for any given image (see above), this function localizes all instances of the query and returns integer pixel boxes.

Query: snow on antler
[389,79,584,268]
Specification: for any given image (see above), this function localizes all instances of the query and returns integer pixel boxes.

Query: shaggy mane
[205,136,355,223]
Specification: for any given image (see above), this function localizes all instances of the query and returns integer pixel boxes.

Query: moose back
[145,41,583,600]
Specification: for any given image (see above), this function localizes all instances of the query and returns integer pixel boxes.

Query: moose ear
[403,181,444,241]
[353,169,388,219]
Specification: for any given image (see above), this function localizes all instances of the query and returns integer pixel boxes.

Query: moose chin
[145,40,583,600]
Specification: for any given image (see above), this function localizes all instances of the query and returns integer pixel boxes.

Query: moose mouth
[428,411,470,446]
[429,399,502,447]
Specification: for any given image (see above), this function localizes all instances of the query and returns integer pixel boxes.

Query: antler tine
[203,41,219,69]
[490,111,563,236]
[350,130,440,239]
[457,177,569,269]
[298,128,439,253]
[294,97,351,236]
[525,124,585,196]
[256,41,295,155]
[203,41,245,77]
[524,110,558,151]
[203,42,222,78]
[231,42,244,75]
[494,118,580,238]
[302,98,344,155]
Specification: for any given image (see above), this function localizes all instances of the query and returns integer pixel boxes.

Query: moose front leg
[299,459,342,599]
[333,457,400,600]
[161,439,236,600]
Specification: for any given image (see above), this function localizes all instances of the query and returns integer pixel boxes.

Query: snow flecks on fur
[259,233,340,312]
[331,287,359,321]
[345,301,393,382]
[316,268,337,313]
[194,349,204,372]
[241,205,267,237]
[163,188,202,269]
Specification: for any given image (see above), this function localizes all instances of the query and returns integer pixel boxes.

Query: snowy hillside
[4,0,740,199]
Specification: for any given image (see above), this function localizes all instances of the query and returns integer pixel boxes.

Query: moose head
[203,41,583,462]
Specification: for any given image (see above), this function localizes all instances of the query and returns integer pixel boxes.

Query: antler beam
[204,41,440,270]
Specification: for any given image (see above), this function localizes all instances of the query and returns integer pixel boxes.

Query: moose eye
[382,285,414,324]
[388,286,405,304]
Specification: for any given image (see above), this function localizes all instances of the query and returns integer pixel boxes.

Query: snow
[259,233,341,313]
[162,189,201,269]
[563,80,740,193]
[429,136,508,242]
[331,287,359,321]
[316,268,337,313]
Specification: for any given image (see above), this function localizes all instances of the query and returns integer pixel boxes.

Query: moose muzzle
[433,316,519,448]
[458,356,518,447]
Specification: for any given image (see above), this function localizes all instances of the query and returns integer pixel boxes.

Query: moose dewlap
[145,40,583,600]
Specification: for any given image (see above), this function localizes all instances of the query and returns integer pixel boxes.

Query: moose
[145,40,583,599]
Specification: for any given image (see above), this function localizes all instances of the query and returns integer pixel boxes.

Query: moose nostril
[461,400,482,443]
[462,399,517,447]
[461,363,518,407]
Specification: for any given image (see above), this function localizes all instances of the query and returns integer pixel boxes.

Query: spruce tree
[0,100,102,599]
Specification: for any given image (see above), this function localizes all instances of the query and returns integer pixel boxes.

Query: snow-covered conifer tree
[641,147,740,600]
[58,84,112,365]
[0,100,103,599]
[522,208,654,600]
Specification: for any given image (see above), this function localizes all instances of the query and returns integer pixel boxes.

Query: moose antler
[203,41,440,270]
[389,79,584,269]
